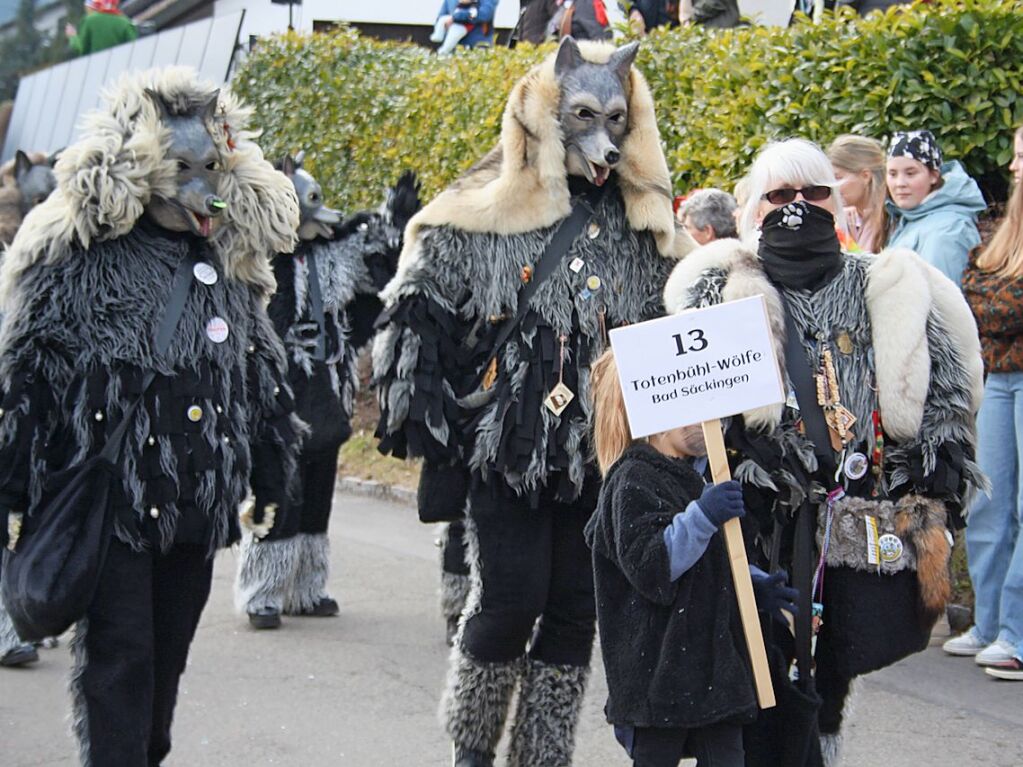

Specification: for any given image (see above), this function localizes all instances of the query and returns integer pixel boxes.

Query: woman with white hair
[663,138,983,766]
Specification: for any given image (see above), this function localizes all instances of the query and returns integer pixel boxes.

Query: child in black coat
[584,350,797,767]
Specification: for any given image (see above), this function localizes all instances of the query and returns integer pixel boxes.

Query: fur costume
[0,67,300,765]
[664,238,983,766]
[376,39,692,766]
[235,175,416,617]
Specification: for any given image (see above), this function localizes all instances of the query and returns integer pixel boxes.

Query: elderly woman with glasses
[663,138,983,766]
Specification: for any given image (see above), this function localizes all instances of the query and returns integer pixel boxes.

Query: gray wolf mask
[555,36,639,187]
[143,89,227,238]
[13,150,56,216]
[279,152,340,241]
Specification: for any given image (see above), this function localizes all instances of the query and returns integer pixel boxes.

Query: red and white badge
[206,317,229,343]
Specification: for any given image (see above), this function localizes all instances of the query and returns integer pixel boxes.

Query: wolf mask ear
[14,150,31,181]
[555,36,584,80]
[281,154,296,177]
[608,41,640,85]
[294,150,306,169]
[144,88,172,121]
[201,90,220,122]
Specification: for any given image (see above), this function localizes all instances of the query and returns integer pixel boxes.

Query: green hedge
[234,0,1023,213]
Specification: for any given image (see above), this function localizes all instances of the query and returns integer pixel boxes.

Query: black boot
[248,607,282,630]
[452,744,495,767]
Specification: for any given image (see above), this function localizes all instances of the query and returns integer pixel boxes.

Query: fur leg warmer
[234,534,303,613]
[440,647,521,754]
[506,659,590,767]
[818,675,858,767]
[69,620,92,767]
[282,532,332,615]
[440,572,471,621]
[0,596,23,655]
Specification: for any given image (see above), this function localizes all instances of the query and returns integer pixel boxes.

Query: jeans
[967,371,1023,659]
[630,723,745,767]
[461,482,597,667]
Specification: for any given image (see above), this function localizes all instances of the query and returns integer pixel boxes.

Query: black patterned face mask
[888,130,943,171]
[758,201,843,292]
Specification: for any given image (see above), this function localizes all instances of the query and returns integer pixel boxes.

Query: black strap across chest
[99,252,196,464]
[468,182,608,384]
[305,250,327,361]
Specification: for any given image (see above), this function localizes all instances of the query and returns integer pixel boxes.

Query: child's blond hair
[590,349,635,476]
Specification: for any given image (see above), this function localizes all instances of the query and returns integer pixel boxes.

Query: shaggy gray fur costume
[0,67,300,765]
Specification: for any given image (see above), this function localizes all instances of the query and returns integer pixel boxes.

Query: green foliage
[235,0,1023,213]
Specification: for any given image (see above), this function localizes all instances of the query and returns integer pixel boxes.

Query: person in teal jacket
[885,130,985,285]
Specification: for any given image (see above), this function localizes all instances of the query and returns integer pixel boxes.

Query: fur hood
[663,238,984,439]
[385,41,691,302]
[0,67,299,302]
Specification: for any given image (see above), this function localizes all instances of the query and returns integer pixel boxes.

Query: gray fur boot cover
[69,620,91,766]
[234,534,304,613]
[440,646,521,753]
[282,532,332,615]
[0,595,23,654]
[440,571,470,621]
[507,658,590,767]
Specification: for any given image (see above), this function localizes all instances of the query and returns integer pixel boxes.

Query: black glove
[695,480,746,527]
[750,566,799,624]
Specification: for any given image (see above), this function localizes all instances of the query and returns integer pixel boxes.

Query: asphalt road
[3,491,1022,766]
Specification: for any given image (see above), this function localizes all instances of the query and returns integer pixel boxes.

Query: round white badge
[206,317,229,344]
[878,533,904,564]
[844,452,869,481]
[193,262,218,286]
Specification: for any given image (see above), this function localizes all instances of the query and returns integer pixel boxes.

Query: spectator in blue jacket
[432,0,499,53]
[886,130,985,285]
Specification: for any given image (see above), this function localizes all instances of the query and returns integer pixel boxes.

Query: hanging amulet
[521,265,533,284]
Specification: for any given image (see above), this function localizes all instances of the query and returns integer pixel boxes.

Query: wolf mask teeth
[555,36,639,187]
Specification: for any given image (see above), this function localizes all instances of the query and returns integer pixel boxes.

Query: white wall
[216,0,790,46]
[217,0,521,42]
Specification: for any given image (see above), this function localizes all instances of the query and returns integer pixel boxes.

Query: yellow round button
[586,275,602,291]
[187,405,203,423]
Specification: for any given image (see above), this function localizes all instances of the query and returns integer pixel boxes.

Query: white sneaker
[942,627,988,656]
[975,638,1016,666]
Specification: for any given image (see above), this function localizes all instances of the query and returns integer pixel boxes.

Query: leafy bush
[234,0,1023,213]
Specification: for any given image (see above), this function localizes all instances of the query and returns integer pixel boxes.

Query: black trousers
[443,519,470,577]
[461,482,596,667]
[632,723,745,767]
[297,446,341,534]
[76,538,213,766]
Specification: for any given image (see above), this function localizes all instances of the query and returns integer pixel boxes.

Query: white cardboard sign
[608,295,785,438]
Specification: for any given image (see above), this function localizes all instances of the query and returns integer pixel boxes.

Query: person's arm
[68,16,89,55]
[372,232,470,465]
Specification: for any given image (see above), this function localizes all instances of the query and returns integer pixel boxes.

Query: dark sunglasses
[762,185,833,205]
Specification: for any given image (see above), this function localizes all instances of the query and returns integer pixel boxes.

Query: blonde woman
[949,126,1023,680]
[827,135,888,253]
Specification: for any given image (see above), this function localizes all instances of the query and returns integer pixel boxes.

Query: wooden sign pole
[701,418,776,709]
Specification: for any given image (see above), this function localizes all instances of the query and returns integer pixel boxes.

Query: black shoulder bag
[2,253,196,642]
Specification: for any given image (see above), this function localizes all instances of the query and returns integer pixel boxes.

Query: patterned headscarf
[888,130,943,171]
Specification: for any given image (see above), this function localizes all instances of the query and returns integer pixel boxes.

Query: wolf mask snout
[555,37,639,188]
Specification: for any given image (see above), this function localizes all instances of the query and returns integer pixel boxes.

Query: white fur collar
[663,239,983,439]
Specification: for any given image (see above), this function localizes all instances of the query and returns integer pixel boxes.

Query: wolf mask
[279,152,340,241]
[143,88,227,238]
[555,37,638,187]
[12,150,57,216]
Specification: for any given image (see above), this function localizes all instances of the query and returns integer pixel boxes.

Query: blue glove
[695,480,745,527]
[750,566,799,624]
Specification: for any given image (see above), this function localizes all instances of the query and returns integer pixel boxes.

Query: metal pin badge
[187,405,204,423]
[193,262,218,286]
[587,222,601,239]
